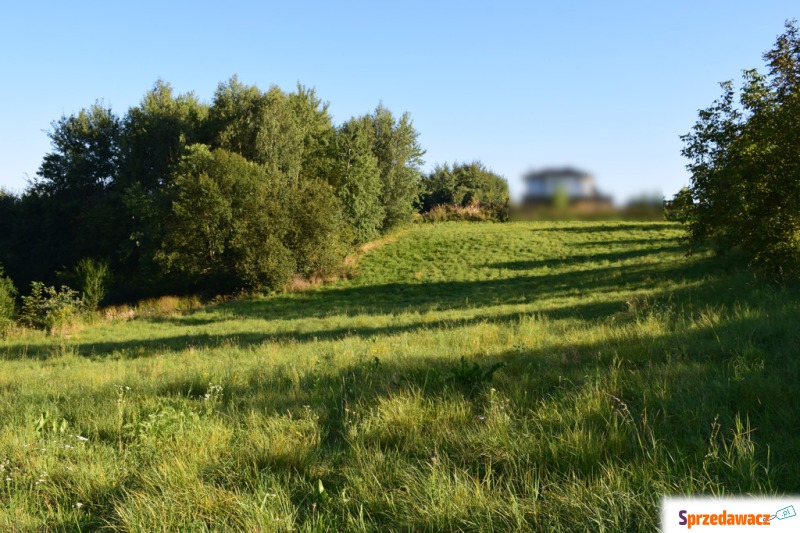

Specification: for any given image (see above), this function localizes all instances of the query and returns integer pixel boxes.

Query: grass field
[1,220,798,531]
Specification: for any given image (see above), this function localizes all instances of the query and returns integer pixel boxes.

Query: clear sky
[0,1,796,202]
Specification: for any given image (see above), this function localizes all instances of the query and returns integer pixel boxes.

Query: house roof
[523,167,591,181]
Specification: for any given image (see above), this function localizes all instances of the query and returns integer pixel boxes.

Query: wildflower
[73,502,83,508]
[76,435,88,442]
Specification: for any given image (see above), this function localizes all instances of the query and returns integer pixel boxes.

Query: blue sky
[0,1,796,202]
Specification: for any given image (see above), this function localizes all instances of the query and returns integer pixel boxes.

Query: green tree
[122,80,209,192]
[118,81,210,287]
[288,84,337,182]
[157,145,296,292]
[330,118,384,243]
[23,103,124,284]
[285,178,349,278]
[681,20,800,277]
[363,105,425,232]
[34,103,122,197]
[208,77,304,180]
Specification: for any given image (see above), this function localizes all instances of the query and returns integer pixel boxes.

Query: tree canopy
[680,20,800,278]
[1,78,430,299]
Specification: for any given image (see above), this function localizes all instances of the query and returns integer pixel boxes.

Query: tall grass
[0,221,797,531]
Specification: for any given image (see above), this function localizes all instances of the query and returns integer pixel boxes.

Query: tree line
[0,77,508,308]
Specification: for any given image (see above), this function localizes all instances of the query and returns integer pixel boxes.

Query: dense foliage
[0,78,426,300]
[680,21,800,278]
[419,161,508,216]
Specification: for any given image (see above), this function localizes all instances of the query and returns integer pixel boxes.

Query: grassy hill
[1,221,798,531]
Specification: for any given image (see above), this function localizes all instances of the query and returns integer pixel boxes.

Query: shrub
[420,203,487,223]
[42,285,84,335]
[19,282,84,334]
[74,258,112,310]
[136,295,202,318]
[419,198,508,223]
[420,161,508,213]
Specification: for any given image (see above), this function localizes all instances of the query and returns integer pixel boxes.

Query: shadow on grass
[490,244,685,271]
[530,222,679,233]
[0,299,630,361]
[153,303,799,505]
[42,271,800,529]
[588,236,684,246]
[0,255,726,361]
[201,254,717,322]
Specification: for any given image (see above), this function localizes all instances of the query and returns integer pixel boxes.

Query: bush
[19,282,84,334]
[419,198,508,223]
[0,265,16,337]
[420,161,508,214]
[73,258,112,310]
[419,200,490,223]
[136,295,203,318]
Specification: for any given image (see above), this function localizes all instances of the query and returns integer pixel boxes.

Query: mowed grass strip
[0,220,797,531]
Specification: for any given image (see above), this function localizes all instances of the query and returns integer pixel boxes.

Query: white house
[522,167,610,206]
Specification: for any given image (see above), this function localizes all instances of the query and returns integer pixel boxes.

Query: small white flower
[73,502,83,508]
[76,435,88,442]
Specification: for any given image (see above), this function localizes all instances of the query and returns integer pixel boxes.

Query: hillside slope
[1,221,798,531]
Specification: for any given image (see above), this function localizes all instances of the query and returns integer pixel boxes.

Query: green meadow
[1,220,798,531]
